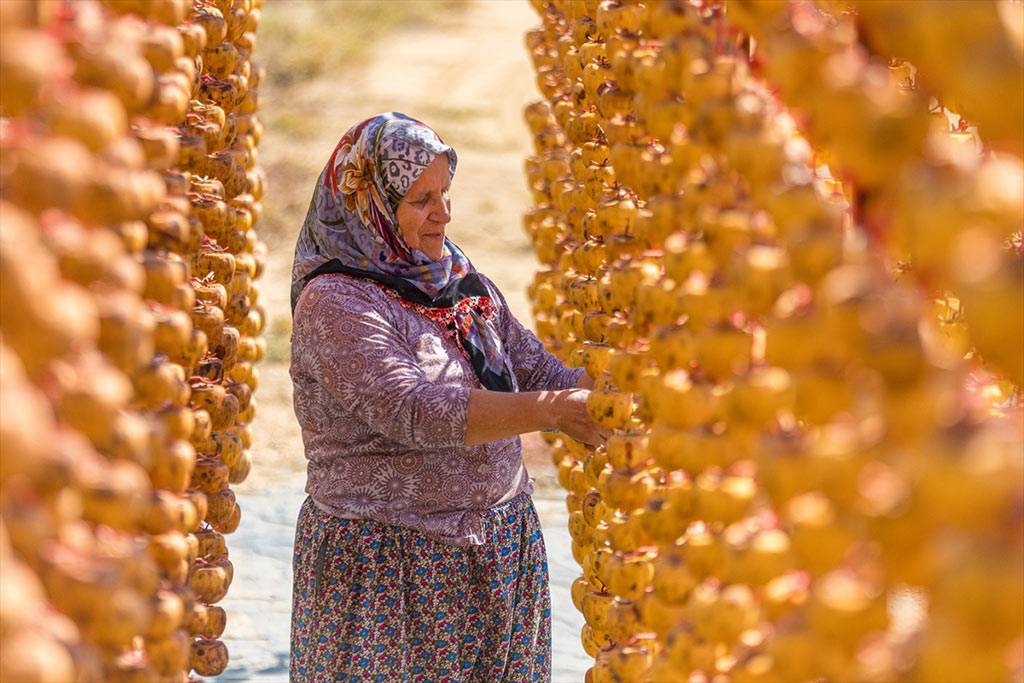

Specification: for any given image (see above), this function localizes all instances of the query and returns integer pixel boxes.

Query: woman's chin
[420,236,446,261]
[412,247,444,262]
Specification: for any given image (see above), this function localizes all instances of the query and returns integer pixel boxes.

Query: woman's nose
[431,197,451,223]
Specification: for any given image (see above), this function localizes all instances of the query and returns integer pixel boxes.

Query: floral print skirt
[289,493,552,683]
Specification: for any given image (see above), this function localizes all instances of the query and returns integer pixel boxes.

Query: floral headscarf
[291,112,514,392]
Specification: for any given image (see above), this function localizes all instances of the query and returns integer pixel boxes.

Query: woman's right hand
[547,389,609,447]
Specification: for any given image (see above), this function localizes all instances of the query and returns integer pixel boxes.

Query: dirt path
[221,3,589,681]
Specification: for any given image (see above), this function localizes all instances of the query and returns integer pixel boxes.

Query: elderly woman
[288,112,605,683]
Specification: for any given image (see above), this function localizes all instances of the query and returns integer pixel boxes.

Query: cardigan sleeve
[483,275,584,393]
[294,278,470,448]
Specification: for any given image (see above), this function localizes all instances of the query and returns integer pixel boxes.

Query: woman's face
[396,154,452,261]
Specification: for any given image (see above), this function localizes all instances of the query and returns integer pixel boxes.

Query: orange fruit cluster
[522,2,1022,682]
[0,0,266,680]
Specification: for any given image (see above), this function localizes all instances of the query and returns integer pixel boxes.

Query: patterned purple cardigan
[290,272,583,545]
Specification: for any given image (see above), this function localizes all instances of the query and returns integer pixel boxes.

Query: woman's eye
[409,187,448,208]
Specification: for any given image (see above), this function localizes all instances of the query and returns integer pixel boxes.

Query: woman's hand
[464,388,609,446]
[546,389,609,447]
